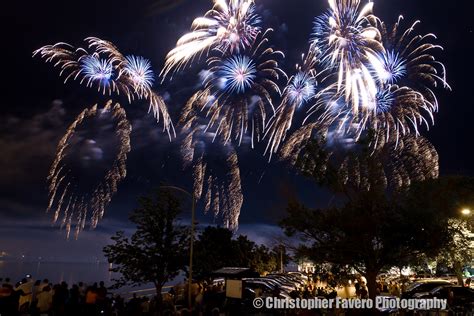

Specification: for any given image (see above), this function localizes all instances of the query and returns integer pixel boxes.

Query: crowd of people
[0,276,163,316]
[0,276,237,316]
[1,274,404,315]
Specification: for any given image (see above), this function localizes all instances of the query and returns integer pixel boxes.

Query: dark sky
[0,0,473,262]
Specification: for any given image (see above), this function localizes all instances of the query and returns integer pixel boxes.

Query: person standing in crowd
[16,277,34,312]
[36,286,53,316]
[52,282,69,316]
[66,284,81,316]
[85,283,99,315]
[30,280,42,314]
[126,293,141,316]
[39,279,49,291]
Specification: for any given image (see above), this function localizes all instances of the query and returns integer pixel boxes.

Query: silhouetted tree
[403,177,474,284]
[192,226,239,279]
[193,227,289,278]
[281,138,474,299]
[103,189,189,311]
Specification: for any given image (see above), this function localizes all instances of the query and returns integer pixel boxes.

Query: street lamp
[462,208,472,216]
[160,185,196,311]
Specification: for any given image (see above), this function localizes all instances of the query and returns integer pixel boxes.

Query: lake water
[0,260,183,297]
[0,260,116,285]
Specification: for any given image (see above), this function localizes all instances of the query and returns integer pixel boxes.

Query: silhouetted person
[66,284,81,316]
[36,286,53,315]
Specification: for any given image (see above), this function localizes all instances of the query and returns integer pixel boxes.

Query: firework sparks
[312,0,383,114]
[281,126,438,193]
[179,95,243,230]
[47,101,131,239]
[161,0,262,79]
[373,15,450,107]
[264,49,318,159]
[218,55,257,94]
[33,38,174,136]
[188,30,286,147]
[123,55,155,98]
[301,3,450,150]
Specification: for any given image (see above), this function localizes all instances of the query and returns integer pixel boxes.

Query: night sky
[0,0,473,262]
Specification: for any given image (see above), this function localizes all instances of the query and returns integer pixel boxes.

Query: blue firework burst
[375,87,396,114]
[286,72,317,106]
[124,55,155,96]
[81,55,114,87]
[372,50,407,84]
[217,55,257,94]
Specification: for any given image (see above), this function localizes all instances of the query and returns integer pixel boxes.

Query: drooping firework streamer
[280,126,438,194]
[179,94,243,229]
[264,48,319,159]
[47,101,131,239]
[33,37,174,137]
[186,29,287,148]
[272,0,450,167]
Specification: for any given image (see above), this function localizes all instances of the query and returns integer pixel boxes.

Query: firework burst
[33,38,174,136]
[80,55,114,92]
[306,82,436,149]
[373,16,450,107]
[188,30,286,147]
[312,0,383,114]
[301,4,450,149]
[218,55,257,94]
[47,101,131,239]
[161,0,262,79]
[123,55,155,98]
[264,49,319,159]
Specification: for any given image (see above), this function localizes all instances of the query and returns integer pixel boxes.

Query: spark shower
[34,0,449,238]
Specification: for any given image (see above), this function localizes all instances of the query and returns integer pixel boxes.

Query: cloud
[236,223,285,246]
[0,100,67,186]
[0,101,69,219]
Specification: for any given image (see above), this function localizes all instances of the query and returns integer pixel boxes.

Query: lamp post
[160,186,196,311]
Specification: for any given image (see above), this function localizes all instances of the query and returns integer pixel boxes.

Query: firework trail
[312,0,383,115]
[47,101,131,239]
[161,0,262,80]
[373,16,450,94]
[179,96,243,230]
[186,30,286,148]
[279,123,320,167]
[264,48,319,160]
[281,126,438,193]
[33,37,174,136]
[367,15,450,146]
[34,0,451,233]
[192,151,243,229]
[286,0,450,156]
[334,135,439,192]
